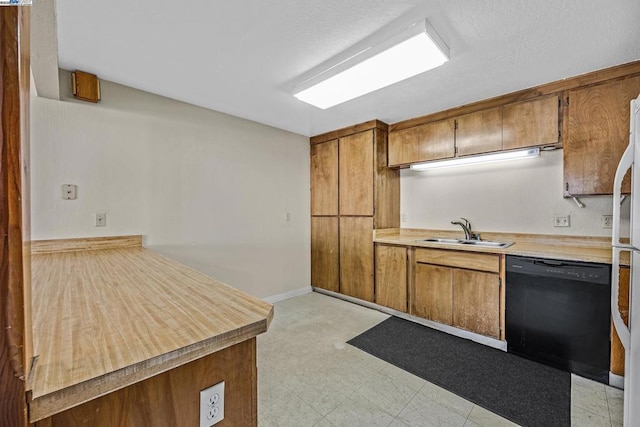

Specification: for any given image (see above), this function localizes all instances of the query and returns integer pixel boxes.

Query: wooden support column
[0,5,31,427]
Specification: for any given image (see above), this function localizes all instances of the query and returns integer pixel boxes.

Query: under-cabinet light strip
[409,148,541,171]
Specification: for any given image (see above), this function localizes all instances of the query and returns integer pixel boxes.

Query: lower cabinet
[311,216,376,301]
[340,217,374,301]
[36,339,258,426]
[375,244,408,312]
[412,248,502,339]
[311,216,339,292]
[413,263,452,324]
[452,269,500,338]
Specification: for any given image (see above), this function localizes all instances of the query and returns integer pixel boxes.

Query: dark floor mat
[348,316,570,427]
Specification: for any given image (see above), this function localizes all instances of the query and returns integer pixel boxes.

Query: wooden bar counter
[28,236,273,426]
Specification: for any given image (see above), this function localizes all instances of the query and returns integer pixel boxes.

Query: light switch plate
[200,381,225,427]
[95,212,107,227]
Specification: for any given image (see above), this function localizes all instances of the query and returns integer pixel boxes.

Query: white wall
[31,97,150,238]
[400,149,629,237]
[31,74,310,299]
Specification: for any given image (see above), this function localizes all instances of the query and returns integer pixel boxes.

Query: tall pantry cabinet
[310,121,400,302]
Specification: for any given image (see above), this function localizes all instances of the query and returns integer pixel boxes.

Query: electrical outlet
[401,213,407,223]
[601,215,613,229]
[553,214,570,227]
[62,184,77,200]
[95,212,107,227]
[284,212,291,222]
[200,381,224,427]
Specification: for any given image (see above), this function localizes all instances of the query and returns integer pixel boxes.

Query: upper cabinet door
[502,95,559,150]
[310,139,338,215]
[388,119,455,166]
[564,76,640,196]
[339,131,374,215]
[455,108,503,156]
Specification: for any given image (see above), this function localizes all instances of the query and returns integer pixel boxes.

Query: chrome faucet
[451,217,479,240]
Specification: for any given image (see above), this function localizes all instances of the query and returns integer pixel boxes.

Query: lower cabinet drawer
[415,248,500,273]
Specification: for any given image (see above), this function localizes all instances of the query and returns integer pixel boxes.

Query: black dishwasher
[505,255,611,383]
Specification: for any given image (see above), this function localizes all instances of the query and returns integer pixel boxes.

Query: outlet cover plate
[62,184,77,200]
[553,214,570,227]
[200,381,225,427]
[601,215,613,229]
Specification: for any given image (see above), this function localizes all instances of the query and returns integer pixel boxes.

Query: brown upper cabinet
[564,75,640,196]
[503,95,560,150]
[388,96,561,167]
[388,119,455,166]
[455,107,503,156]
[387,61,640,194]
[310,139,338,215]
[339,131,374,215]
[311,126,398,219]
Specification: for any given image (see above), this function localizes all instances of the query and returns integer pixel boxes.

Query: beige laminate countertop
[374,228,627,265]
[28,236,273,422]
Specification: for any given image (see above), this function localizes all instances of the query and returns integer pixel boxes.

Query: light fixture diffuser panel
[293,19,449,109]
[410,148,541,171]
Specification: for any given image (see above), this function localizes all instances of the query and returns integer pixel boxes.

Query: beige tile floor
[257,292,624,427]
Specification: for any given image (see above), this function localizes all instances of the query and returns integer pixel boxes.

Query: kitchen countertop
[28,235,273,422]
[374,228,629,265]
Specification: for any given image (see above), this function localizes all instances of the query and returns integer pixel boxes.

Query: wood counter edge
[373,229,624,265]
[28,309,272,423]
[374,228,612,247]
[28,235,274,422]
[31,235,143,254]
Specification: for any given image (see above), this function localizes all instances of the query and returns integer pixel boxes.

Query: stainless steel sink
[416,238,513,248]
[460,240,513,248]
[421,238,463,244]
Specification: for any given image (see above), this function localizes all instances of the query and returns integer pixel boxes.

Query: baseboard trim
[263,286,312,304]
[313,287,507,351]
[609,372,624,389]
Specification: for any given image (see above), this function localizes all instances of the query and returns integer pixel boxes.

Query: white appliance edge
[611,94,640,426]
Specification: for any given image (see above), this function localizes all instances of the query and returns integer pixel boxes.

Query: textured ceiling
[55,0,640,137]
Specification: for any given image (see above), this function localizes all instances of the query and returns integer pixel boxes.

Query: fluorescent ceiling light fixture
[293,19,449,109]
[410,148,541,171]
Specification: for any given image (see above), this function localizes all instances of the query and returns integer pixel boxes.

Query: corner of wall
[31,0,60,100]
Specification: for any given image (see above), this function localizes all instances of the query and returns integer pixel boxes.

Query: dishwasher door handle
[532,260,574,268]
